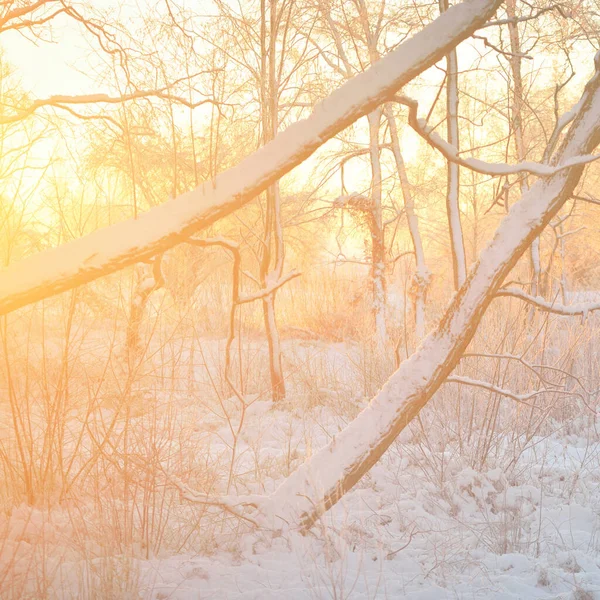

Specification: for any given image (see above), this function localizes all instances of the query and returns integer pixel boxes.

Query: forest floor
[137,392,600,599]
[2,336,600,599]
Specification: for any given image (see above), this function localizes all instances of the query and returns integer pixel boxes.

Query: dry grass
[0,270,599,598]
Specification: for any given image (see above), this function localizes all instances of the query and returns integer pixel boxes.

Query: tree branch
[0,87,221,125]
[445,375,546,407]
[265,52,600,532]
[161,470,269,528]
[497,287,600,317]
[393,94,600,177]
[237,270,301,304]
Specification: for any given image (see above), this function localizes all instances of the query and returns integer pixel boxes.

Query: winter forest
[4,0,600,598]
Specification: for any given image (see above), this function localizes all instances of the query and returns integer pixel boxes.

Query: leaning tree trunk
[266,62,600,532]
[0,0,501,316]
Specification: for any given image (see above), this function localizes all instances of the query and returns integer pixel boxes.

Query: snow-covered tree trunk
[367,108,388,348]
[384,105,430,341]
[266,61,600,531]
[316,0,389,349]
[440,0,467,290]
[557,220,570,304]
[0,0,502,316]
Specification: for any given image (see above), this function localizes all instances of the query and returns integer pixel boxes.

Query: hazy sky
[2,1,152,98]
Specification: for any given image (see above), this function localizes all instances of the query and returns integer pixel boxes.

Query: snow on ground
[137,431,600,599]
[132,363,600,599]
[2,337,600,599]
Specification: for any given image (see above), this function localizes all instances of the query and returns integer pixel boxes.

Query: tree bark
[258,0,287,401]
[367,108,388,348]
[384,105,430,341]
[506,0,540,295]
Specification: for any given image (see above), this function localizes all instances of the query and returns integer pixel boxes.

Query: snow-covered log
[265,58,600,532]
[0,0,501,315]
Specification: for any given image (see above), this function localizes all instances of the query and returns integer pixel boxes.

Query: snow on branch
[394,94,600,177]
[446,375,550,407]
[237,271,301,304]
[0,0,502,316]
[462,352,561,387]
[161,470,270,529]
[543,97,586,162]
[497,287,600,317]
[461,351,598,402]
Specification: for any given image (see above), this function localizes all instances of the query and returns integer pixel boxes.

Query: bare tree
[258,0,289,400]
[262,58,600,530]
[505,0,540,295]
[384,104,430,343]
[4,0,600,540]
[14,0,600,535]
[310,0,412,348]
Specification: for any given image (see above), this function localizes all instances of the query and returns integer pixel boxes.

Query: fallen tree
[178,54,600,531]
[0,0,500,315]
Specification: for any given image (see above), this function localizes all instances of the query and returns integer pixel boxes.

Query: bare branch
[187,236,239,252]
[394,94,600,177]
[237,270,301,304]
[162,470,268,528]
[472,33,533,59]
[572,193,600,206]
[482,4,567,28]
[0,87,221,125]
[445,375,547,407]
[497,287,600,317]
